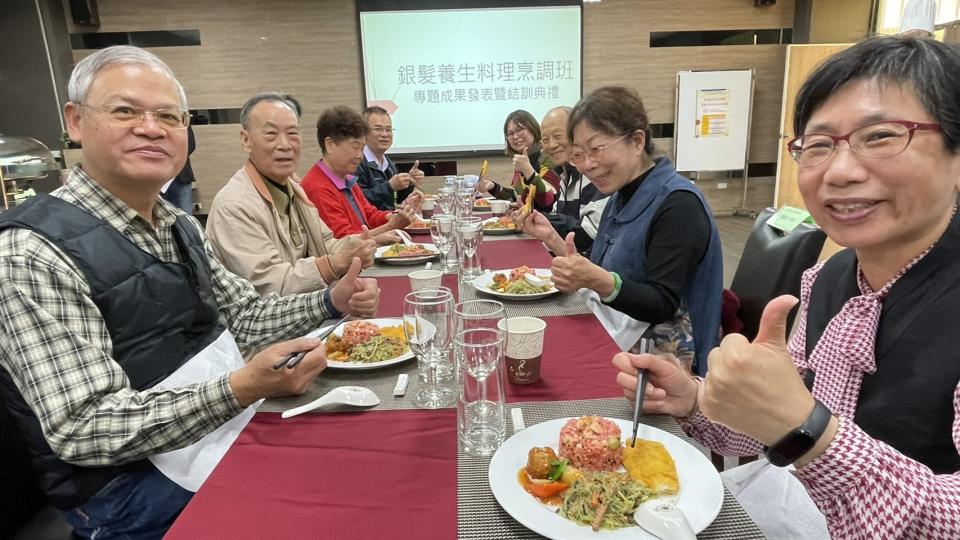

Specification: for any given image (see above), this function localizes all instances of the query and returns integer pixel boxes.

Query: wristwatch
[763,398,832,467]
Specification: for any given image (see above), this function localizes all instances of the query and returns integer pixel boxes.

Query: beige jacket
[206,161,344,296]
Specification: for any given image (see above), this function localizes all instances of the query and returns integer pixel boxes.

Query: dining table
[165,225,765,539]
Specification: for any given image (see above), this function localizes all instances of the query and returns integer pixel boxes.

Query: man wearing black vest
[354,105,423,211]
[0,46,379,539]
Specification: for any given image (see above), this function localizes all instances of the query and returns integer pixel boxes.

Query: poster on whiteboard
[695,89,730,137]
[675,70,754,172]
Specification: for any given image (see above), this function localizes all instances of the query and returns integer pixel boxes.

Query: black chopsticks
[629,338,654,447]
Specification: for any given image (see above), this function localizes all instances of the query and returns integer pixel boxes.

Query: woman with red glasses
[615,36,960,539]
[478,109,560,213]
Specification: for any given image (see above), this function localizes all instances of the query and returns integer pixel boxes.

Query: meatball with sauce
[526,447,558,479]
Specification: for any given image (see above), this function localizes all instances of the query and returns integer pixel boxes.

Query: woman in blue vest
[518,86,723,376]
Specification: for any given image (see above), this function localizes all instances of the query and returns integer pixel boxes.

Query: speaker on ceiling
[69,0,100,26]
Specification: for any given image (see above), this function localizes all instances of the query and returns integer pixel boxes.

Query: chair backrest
[729,207,827,341]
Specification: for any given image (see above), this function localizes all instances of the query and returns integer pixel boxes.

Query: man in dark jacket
[354,106,423,210]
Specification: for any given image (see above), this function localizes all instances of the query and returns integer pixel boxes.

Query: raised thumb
[359,225,370,239]
[753,294,799,347]
[411,159,420,171]
[564,231,577,256]
[343,256,362,282]
[522,146,528,157]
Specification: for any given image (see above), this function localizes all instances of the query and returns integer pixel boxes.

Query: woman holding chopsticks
[478,109,560,213]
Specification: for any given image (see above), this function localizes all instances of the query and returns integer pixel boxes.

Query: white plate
[375,243,440,265]
[482,217,519,236]
[472,269,559,300]
[488,417,724,540]
[306,318,414,370]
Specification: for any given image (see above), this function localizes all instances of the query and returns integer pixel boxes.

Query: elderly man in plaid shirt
[0,45,379,539]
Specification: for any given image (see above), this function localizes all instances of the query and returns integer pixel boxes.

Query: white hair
[68,45,188,110]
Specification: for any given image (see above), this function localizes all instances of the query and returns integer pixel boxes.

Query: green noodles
[558,472,653,530]
[348,335,407,363]
[499,280,549,295]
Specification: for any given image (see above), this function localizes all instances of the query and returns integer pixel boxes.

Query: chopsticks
[272,316,349,370]
[629,338,654,447]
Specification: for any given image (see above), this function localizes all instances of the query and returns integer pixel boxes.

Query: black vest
[805,213,960,474]
[0,194,223,509]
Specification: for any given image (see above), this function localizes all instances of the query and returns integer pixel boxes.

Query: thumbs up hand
[699,295,820,446]
[329,257,380,317]
[549,232,605,293]
[512,146,536,178]
[409,159,424,186]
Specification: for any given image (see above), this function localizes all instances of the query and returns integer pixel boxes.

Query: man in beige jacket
[207,93,375,296]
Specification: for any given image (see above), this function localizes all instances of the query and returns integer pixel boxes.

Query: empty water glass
[430,215,457,273]
[456,188,475,218]
[456,217,483,283]
[436,187,455,216]
[456,327,507,456]
[403,288,457,409]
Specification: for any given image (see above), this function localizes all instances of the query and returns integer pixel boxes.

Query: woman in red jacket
[301,106,418,242]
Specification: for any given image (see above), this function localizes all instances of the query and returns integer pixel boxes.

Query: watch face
[767,429,817,467]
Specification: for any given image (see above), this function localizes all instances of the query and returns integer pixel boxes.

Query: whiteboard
[674,69,754,172]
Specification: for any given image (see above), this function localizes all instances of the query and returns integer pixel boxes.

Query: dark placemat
[457,398,765,539]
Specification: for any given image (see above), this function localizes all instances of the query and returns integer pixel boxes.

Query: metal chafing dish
[0,134,59,210]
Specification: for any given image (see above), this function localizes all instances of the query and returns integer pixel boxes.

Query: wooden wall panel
[64,0,792,214]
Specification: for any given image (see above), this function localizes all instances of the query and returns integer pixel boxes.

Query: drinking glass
[456,216,483,284]
[403,287,457,409]
[456,188,474,218]
[456,327,507,456]
[430,215,457,273]
[455,300,507,442]
[436,187,455,216]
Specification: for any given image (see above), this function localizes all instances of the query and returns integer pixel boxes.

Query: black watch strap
[764,398,832,467]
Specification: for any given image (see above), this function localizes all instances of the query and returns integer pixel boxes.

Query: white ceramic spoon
[634,500,696,540]
[281,386,380,419]
[524,273,552,288]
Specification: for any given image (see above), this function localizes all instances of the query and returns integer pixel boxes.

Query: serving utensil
[634,500,696,540]
[281,386,380,418]
[523,273,551,288]
[272,316,349,370]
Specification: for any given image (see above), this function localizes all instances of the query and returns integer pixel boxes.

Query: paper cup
[421,198,435,218]
[409,269,443,291]
[497,317,546,384]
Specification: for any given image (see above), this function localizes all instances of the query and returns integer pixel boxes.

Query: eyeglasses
[81,104,191,129]
[372,126,395,135]
[505,127,528,139]
[787,120,940,168]
[569,133,631,164]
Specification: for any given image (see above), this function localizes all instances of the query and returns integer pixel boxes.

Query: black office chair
[711,207,827,471]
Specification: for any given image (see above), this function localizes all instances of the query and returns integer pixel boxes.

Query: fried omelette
[622,438,679,496]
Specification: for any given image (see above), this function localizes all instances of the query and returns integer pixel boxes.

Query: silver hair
[67,45,188,110]
[239,92,300,129]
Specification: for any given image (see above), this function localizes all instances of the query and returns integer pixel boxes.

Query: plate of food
[375,242,439,265]
[488,416,723,539]
[482,216,519,235]
[310,318,416,370]
[404,216,431,234]
[472,266,559,300]
[473,198,492,212]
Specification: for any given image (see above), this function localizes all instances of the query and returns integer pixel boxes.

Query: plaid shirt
[684,251,960,539]
[0,167,331,466]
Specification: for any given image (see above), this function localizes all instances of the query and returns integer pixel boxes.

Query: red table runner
[374,274,460,316]
[166,409,457,540]
[506,314,623,402]
[481,238,552,270]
